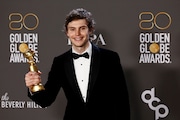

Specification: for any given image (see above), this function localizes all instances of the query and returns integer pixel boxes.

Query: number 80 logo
[139,12,172,30]
[9,13,39,30]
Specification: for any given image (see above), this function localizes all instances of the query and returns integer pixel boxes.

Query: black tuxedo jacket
[28,43,130,120]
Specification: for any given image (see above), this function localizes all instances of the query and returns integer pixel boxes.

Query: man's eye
[70,28,74,31]
[81,27,87,30]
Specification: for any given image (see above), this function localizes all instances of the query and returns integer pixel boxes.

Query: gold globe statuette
[19,43,45,92]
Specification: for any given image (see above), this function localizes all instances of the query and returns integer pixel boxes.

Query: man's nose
[75,29,80,35]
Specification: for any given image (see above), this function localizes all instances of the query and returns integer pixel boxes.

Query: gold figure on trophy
[19,43,45,92]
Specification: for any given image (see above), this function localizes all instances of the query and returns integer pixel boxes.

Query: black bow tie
[72,52,89,59]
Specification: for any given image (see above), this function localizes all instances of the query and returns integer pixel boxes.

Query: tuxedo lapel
[86,44,100,102]
[64,50,84,102]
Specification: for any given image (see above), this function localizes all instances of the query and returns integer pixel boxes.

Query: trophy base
[31,83,45,93]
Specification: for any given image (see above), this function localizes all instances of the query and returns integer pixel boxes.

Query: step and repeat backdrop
[0,0,180,120]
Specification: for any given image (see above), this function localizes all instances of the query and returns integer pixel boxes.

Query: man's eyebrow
[68,25,88,28]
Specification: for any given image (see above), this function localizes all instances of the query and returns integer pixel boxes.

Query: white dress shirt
[72,43,92,102]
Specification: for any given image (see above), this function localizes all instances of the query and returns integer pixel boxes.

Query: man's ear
[66,31,69,38]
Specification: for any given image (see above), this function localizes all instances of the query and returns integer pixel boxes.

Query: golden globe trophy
[19,43,45,92]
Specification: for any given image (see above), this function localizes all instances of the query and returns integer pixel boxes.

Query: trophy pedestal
[31,83,45,93]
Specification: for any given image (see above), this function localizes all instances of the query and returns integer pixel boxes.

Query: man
[25,8,130,120]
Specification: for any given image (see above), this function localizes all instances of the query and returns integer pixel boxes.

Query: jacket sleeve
[28,57,62,108]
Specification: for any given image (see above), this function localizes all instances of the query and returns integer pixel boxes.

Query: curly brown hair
[63,8,96,33]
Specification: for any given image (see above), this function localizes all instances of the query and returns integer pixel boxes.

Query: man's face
[66,19,91,49]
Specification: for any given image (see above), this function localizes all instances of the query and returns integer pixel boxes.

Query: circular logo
[149,43,160,53]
